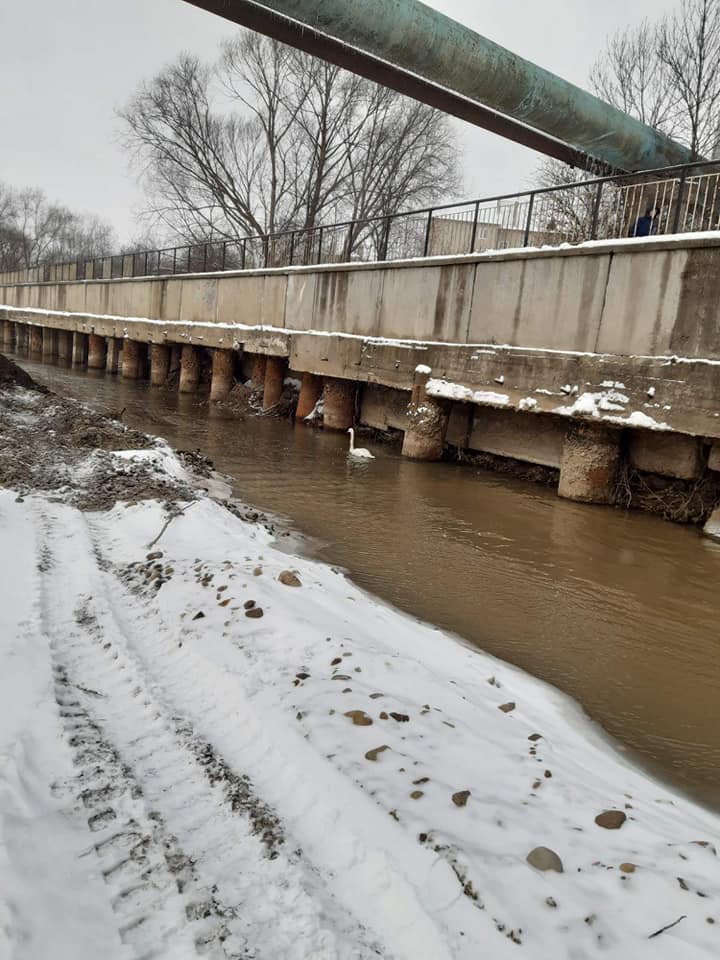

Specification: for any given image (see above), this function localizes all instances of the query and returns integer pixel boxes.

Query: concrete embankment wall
[2,235,720,528]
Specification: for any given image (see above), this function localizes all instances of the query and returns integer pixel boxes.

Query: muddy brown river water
[14,354,720,810]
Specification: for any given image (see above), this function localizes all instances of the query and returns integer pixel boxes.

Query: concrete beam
[628,431,704,480]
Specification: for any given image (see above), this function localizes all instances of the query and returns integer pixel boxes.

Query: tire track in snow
[35,504,383,960]
[85,509,467,960]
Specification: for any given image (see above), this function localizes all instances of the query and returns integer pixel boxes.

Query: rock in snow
[526,847,564,873]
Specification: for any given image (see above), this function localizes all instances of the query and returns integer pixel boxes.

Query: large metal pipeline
[182,0,694,172]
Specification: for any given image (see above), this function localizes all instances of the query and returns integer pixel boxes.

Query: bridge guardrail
[2,159,719,285]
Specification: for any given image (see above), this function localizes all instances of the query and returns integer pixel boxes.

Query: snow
[1,426,720,958]
[554,391,670,430]
[519,397,539,411]
[426,378,510,407]
[415,364,432,375]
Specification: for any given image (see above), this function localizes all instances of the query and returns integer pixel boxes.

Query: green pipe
[184,0,694,172]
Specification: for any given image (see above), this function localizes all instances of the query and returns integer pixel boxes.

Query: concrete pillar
[263,356,286,410]
[169,345,182,379]
[2,320,15,351]
[88,334,107,370]
[106,338,121,374]
[323,377,356,431]
[250,354,267,390]
[296,372,323,420]
[122,339,142,380]
[15,324,29,353]
[150,343,171,386]
[56,330,72,362]
[210,348,234,402]
[179,345,200,393]
[42,327,57,362]
[401,367,448,461]
[72,331,88,366]
[558,423,621,505]
[30,327,44,356]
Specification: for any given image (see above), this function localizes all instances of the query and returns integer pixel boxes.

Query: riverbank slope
[0,355,718,959]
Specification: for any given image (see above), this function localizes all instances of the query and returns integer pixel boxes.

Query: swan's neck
[348,428,355,451]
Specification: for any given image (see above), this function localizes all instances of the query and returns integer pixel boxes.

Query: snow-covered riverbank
[1,365,718,959]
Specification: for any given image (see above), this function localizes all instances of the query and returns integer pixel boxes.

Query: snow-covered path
[2,480,719,960]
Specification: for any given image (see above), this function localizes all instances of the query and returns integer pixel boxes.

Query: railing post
[172,247,177,274]
[241,238,247,270]
[202,243,208,272]
[523,192,536,247]
[289,230,295,267]
[469,200,480,253]
[672,170,688,234]
[144,251,149,276]
[317,226,324,265]
[379,217,391,261]
[221,241,227,272]
[187,246,192,273]
[590,181,604,240]
[346,221,356,261]
[423,209,434,257]
[263,235,269,268]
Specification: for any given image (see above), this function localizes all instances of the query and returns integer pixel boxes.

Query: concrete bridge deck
[2,233,720,523]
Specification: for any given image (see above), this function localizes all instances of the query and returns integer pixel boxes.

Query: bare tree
[532,0,720,241]
[590,19,680,136]
[120,31,459,248]
[0,183,116,272]
[657,0,720,158]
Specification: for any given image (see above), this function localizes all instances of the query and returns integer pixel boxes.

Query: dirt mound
[0,352,44,391]
[0,375,194,509]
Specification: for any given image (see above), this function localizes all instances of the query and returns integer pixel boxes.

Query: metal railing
[2,159,719,286]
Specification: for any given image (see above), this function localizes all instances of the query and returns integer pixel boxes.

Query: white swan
[347,428,375,459]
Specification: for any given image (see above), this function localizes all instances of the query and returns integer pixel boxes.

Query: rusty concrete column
[56,330,71,362]
[263,356,286,410]
[401,367,449,460]
[250,354,267,390]
[179,345,200,393]
[150,343,171,386]
[42,327,57,362]
[210,348,234,402]
[122,339,142,379]
[88,334,107,370]
[296,372,323,420]
[30,327,44,356]
[72,331,88,366]
[558,422,621,504]
[106,338,121,374]
[2,320,15,350]
[323,377,356,431]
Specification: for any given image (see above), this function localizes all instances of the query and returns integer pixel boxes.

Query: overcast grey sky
[0,0,679,241]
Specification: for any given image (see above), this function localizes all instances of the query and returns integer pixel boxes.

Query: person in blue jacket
[629,205,661,237]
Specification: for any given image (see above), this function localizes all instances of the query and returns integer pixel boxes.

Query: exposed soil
[0,353,44,391]
[0,352,194,510]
